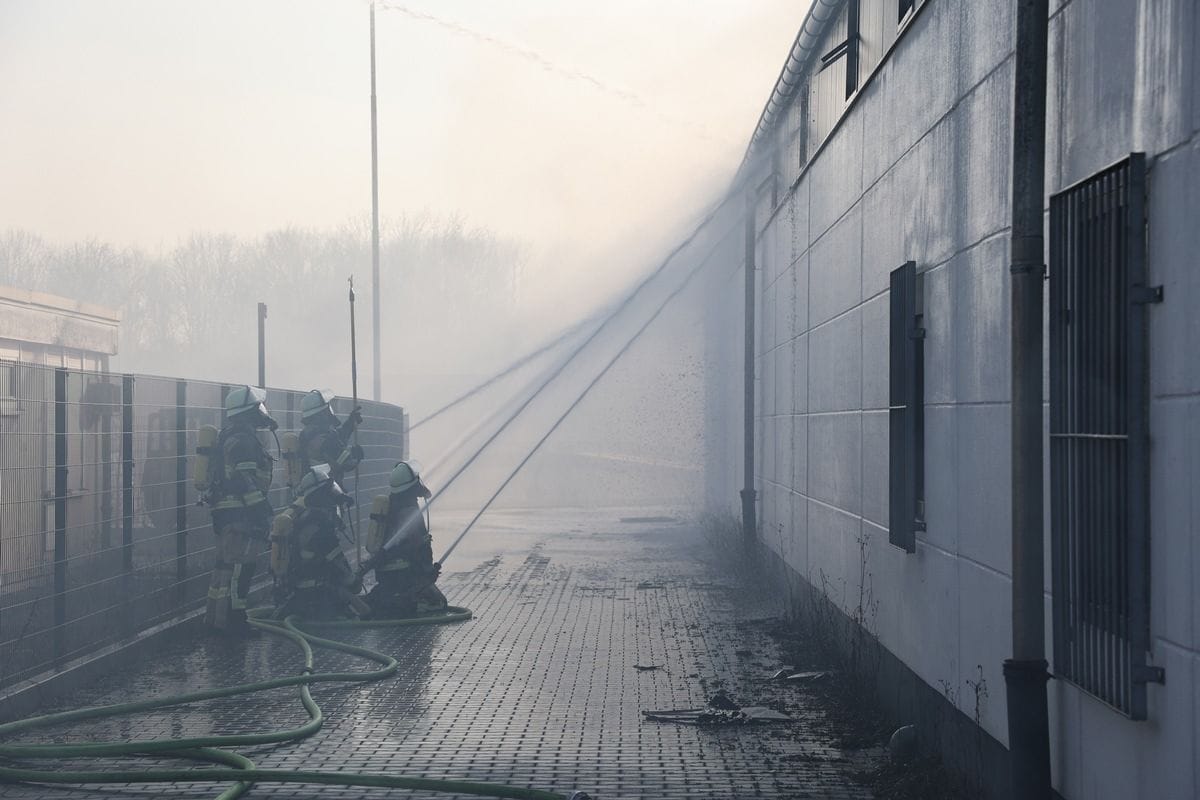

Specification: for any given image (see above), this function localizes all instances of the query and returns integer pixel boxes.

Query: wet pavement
[0,509,878,799]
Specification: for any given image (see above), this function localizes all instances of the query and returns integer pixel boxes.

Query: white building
[692,1,1198,797]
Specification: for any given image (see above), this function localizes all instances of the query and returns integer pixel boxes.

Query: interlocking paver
[1,509,877,799]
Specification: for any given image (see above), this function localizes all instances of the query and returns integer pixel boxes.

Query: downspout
[740,190,757,543]
[1005,1,1052,798]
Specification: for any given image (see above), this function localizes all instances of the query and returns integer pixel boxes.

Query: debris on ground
[767,667,833,682]
[644,690,793,726]
[706,691,739,710]
[633,664,662,672]
[785,670,833,684]
[642,706,793,725]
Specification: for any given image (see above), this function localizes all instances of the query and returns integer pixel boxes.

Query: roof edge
[0,285,121,325]
[734,0,847,183]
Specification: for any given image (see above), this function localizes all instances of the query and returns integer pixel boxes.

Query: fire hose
[0,608,588,800]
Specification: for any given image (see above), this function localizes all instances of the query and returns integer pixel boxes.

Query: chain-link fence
[0,362,407,690]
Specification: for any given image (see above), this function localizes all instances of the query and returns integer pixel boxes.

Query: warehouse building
[698,1,1199,796]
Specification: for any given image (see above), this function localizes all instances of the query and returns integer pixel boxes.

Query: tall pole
[349,277,362,568]
[257,302,267,388]
[370,1,382,402]
[1005,1,1051,798]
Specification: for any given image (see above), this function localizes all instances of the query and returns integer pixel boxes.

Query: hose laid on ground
[0,607,577,800]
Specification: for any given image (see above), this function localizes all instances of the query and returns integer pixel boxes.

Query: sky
[0,0,809,302]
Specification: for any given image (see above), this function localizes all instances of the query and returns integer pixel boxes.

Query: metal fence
[1049,152,1161,719]
[0,364,407,690]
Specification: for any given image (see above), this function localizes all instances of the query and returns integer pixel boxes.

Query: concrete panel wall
[702,0,1200,797]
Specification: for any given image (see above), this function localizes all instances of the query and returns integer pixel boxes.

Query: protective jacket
[370,491,431,571]
[205,418,273,631]
[210,420,273,522]
[365,483,445,617]
[299,413,361,482]
[275,501,362,619]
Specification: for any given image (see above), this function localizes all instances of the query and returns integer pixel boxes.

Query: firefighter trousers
[205,518,263,630]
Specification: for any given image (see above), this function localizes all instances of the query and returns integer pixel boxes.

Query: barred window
[1049,153,1164,719]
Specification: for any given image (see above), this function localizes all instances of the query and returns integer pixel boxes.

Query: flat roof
[0,285,120,324]
[0,285,120,355]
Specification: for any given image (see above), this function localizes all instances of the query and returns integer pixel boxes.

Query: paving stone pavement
[0,509,879,799]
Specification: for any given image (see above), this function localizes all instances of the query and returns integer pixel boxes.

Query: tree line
[0,217,527,397]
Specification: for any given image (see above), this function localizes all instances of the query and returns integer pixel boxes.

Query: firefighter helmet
[225,385,268,419]
[389,461,421,494]
[301,389,336,421]
[298,463,351,507]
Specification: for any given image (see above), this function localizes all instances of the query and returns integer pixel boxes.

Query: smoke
[374,1,734,147]
[0,217,529,410]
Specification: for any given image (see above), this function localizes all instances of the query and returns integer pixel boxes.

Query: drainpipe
[740,190,757,543]
[1005,1,1052,799]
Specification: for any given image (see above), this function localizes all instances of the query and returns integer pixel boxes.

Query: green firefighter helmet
[301,389,336,421]
[389,461,422,494]
[225,385,268,419]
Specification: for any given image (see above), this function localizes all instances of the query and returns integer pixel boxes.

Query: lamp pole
[369,1,382,402]
[257,302,267,388]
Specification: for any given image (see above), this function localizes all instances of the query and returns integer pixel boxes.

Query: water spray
[412,311,603,431]
[438,201,726,564]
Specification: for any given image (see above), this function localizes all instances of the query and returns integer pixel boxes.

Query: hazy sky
[1,0,807,283]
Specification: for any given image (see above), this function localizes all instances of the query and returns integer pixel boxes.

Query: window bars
[1049,152,1164,719]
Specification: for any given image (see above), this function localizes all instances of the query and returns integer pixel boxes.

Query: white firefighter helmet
[298,463,350,507]
[389,461,423,494]
[301,389,336,420]
[225,385,268,419]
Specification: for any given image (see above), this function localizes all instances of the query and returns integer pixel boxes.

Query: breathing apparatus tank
[193,425,220,496]
[280,431,303,489]
[366,495,390,555]
[270,506,297,578]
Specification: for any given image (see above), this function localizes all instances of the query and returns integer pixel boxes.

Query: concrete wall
[699,0,1200,797]
[1047,2,1199,798]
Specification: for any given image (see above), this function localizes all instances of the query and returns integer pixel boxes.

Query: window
[1049,153,1163,719]
[888,261,924,553]
[819,0,860,100]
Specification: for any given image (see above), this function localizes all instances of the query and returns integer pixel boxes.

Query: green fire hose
[0,607,585,800]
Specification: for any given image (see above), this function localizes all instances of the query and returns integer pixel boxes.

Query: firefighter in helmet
[364,461,447,618]
[204,386,276,633]
[296,389,363,485]
[271,464,366,620]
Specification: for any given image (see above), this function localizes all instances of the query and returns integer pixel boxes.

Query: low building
[0,286,119,612]
[0,285,119,372]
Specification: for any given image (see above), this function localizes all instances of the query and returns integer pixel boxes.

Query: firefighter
[297,389,363,484]
[364,461,447,618]
[203,385,277,633]
[271,464,366,620]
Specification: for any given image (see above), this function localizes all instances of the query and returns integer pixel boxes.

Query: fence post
[121,376,134,575]
[176,380,188,598]
[100,387,113,551]
[53,368,68,663]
